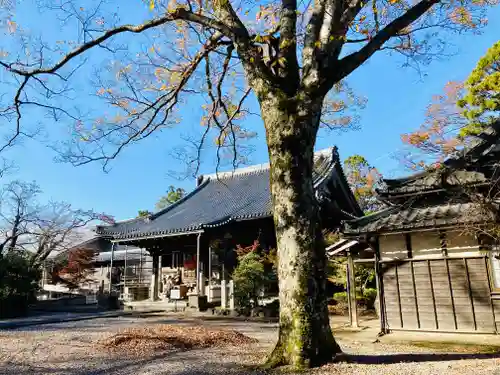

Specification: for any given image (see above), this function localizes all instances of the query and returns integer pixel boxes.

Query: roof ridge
[201,163,269,181]
[99,248,145,254]
[346,205,401,224]
[198,147,336,182]
[97,146,364,240]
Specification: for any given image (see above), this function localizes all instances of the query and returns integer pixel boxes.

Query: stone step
[124,300,188,312]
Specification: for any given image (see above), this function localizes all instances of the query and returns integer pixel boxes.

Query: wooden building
[96,147,362,307]
[41,236,152,301]
[340,121,500,334]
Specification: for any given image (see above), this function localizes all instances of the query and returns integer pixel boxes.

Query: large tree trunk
[259,93,342,369]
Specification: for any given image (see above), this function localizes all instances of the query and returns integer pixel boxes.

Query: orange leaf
[7,20,16,34]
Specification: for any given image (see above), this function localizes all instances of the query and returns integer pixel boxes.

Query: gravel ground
[0,315,499,375]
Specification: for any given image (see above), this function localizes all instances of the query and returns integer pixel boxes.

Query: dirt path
[0,315,499,375]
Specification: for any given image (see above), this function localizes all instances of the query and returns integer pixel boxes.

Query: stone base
[187,293,208,311]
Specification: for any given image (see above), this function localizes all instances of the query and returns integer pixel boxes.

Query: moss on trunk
[258,93,342,369]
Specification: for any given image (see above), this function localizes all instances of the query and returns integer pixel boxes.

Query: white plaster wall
[446,231,481,257]
[411,231,442,259]
[379,234,406,260]
[379,230,483,262]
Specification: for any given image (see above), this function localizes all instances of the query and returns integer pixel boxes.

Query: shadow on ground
[340,351,500,364]
[2,350,500,375]
[0,356,266,375]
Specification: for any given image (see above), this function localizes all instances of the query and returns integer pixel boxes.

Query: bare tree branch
[333,0,440,84]
[0,9,235,77]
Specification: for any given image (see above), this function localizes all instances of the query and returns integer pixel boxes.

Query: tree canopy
[458,40,500,133]
[343,155,384,214]
[137,185,185,216]
[401,41,500,169]
[0,0,497,369]
[0,0,494,172]
[155,185,186,210]
[0,180,100,265]
[51,247,97,290]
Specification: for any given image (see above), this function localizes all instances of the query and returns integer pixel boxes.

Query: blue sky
[2,3,500,220]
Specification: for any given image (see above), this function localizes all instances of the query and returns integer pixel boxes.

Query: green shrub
[232,252,266,315]
[0,252,41,318]
[362,288,377,310]
[333,291,347,304]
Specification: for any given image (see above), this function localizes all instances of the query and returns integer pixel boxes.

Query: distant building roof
[95,248,150,263]
[96,147,362,240]
[47,235,140,263]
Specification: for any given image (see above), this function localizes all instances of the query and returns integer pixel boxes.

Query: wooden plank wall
[491,298,500,332]
[382,257,496,333]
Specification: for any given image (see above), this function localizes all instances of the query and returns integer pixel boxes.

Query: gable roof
[96,147,362,240]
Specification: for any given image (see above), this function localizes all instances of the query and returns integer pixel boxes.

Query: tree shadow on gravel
[339,351,500,364]
[4,352,500,375]
[0,360,265,375]
[0,351,265,375]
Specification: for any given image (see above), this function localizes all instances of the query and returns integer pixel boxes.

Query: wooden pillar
[124,245,128,289]
[158,254,163,296]
[150,253,159,301]
[196,233,202,295]
[405,234,412,258]
[439,230,448,257]
[108,243,115,294]
[139,248,143,284]
[346,252,359,328]
[221,279,227,309]
[199,262,206,297]
[229,280,235,310]
[207,246,212,302]
[208,246,212,285]
[373,236,387,334]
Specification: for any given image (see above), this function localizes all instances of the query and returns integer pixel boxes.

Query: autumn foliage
[235,240,261,257]
[0,0,497,368]
[344,155,384,213]
[53,248,97,290]
[401,41,500,170]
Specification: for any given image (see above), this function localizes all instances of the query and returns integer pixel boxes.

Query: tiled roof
[381,170,487,195]
[95,248,150,263]
[343,202,495,234]
[97,147,361,240]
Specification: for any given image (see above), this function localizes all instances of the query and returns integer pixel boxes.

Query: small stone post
[199,267,206,297]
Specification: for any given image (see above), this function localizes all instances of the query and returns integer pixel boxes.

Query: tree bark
[6,213,21,253]
[258,92,342,369]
